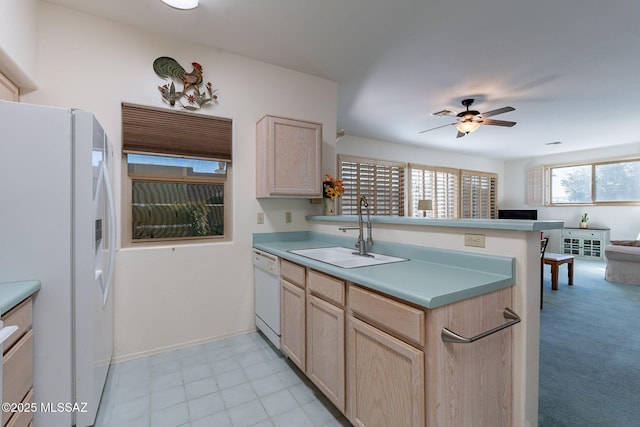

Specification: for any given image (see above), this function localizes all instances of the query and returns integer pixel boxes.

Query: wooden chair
[540,237,549,309]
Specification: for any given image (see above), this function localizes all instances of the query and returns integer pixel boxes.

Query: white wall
[23,2,336,360]
[338,134,504,174]
[504,143,640,249]
[0,0,39,89]
[337,135,506,210]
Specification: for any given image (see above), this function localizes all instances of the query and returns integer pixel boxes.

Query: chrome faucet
[338,195,374,257]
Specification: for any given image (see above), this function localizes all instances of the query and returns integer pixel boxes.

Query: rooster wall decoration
[153,56,219,111]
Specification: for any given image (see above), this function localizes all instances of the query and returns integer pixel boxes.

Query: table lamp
[418,199,432,217]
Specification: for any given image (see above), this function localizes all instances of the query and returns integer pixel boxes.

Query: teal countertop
[253,232,515,309]
[306,215,564,231]
[0,280,41,315]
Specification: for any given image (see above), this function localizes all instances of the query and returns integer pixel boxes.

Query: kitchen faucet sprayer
[362,196,374,248]
[338,195,374,257]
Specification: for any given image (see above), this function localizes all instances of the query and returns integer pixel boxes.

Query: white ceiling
[46,0,640,159]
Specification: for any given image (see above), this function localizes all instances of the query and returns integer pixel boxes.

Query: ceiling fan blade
[456,131,466,138]
[480,106,515,118]
[481,118,517,127]
[419,122,456,134]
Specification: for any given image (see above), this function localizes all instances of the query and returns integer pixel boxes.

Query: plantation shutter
[527,166,545,206]
[122,103,232,162]
[460,170,498,219]
[409,164,459,218]
[338,155,405,216]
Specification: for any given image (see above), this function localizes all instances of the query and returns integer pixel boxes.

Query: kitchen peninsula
[255,216,563,427]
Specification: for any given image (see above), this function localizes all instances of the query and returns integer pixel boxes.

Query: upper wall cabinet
[0,72,19,101]
[256,115,322,198]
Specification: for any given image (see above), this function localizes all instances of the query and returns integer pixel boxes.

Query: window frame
[460,169,498,219]
[122,157,232,246]
[408,164,497,219]
[121,103,233,247]
[408,164,459,218]
[337,155,406,216]
[545,157,640,206]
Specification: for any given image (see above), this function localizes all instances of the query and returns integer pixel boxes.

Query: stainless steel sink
[288,246,408,269]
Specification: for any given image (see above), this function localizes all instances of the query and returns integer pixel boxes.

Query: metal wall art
[153,56,219,110]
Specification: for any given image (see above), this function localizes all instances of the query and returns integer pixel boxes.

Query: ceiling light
[456,121,480,135]
[162,0,199,10]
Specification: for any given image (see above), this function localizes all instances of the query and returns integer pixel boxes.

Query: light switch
[285,212,292,223]
[257,212,264,224]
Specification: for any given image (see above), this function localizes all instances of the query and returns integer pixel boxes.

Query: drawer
[563,229,604,239]
[349,285,424,347]
[308,270,345,307]
[5,389,34,427]
[2,329,34,426]
[281,259,305,287]
[1,298,32,353]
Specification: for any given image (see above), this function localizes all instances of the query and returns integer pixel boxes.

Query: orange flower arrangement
[323,174,345,199]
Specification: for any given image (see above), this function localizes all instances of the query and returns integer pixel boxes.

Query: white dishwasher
[253,249,281,349]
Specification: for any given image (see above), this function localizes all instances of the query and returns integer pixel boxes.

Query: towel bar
[441,307,520,344]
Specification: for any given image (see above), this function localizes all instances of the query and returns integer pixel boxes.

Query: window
[595,161,640,201]
[408,165,496,219]
[460,170,498,219]
[548,158,640,205]
[128,155,226,240]
[338,155,405,216]
[408,164,459,218]
[122,103,232,244]
[549,165,591,204]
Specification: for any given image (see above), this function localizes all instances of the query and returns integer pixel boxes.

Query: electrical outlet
[464,233,485,248]
[285,211,292,223]
[257,212,264,224]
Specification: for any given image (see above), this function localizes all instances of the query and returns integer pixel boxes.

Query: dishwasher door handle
[441,307,520,344]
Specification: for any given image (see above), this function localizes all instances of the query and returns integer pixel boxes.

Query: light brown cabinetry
[256,115,322,198]
[0,72,19,102]
[347,285,425,427]
[277,259,514,427]
[2,298,34,427]
[306,271,345,411]
[425,287,513,426]
[280,260,306,370]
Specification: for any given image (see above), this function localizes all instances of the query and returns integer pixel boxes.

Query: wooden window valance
[122,103,232,162]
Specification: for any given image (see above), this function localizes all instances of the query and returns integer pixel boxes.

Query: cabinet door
[281,279,306,370]
[0,72,19,101]
[256,116,322,197]
[2,330,34,426]
[307,294,345,412]
[426,287,512,427]
[347,316,424,427]
[561,229,608,259]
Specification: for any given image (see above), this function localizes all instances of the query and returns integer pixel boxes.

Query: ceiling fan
[420,98,516,138]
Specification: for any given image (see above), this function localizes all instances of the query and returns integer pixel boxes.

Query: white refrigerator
[0,100,116,427]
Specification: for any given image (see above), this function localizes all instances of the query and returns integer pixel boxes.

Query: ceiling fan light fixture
[456,121,480,134]
[162,0,199,10]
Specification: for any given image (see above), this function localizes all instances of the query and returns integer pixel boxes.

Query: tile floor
[95,332,352,427]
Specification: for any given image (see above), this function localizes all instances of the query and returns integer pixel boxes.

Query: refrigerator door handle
[102,161,117,308]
